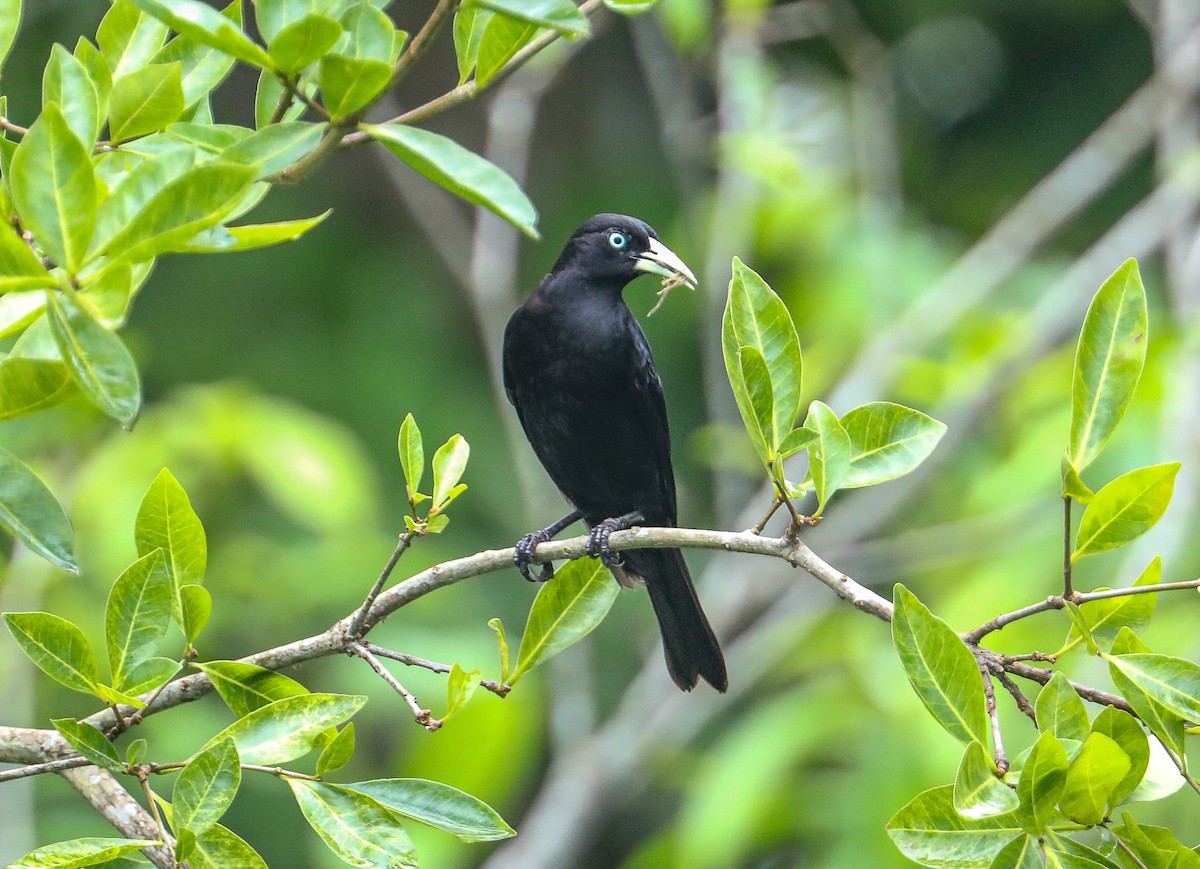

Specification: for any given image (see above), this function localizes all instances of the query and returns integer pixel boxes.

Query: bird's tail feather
[625,548,727,692]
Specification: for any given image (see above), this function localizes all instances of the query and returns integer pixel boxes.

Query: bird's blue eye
[608,232,627,249]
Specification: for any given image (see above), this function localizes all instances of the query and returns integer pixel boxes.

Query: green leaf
[180,584,212,645]
[316,723,355,776]
[1043,847,1117,869]
[45,288,142,428]
[1043,832,1123,869]
[722,258,804,451]
[189,823,268,869]
[1016,730,1069,836]
[9,838,159,869]
[254,67,308,127]
[92,147,199,257]
[804,400,851,516]
[74,38,114,118]
[105,549,171,690]
[431,433,470,510]
[92,682,147,709]
[1061,456,1093,503]
[127,738,148,765]
[0,0,19,73]
[0,293,49,338]
[289,780,418,868]
[269,13,342,74]
[0,446,77,572]
[1058,732,1130,825]
[135,467,207,625]
[193,659,310,717]
[1089,706,1149,807]
[1073,463,1179,560]
[1106,644,1187,762]
[345,778,516,843]
[153,1,243,107]
[183,212,331,253]
[80,261,135,327]
[1067,259,1147,472]
[120,655,179,695]
[10,103,97,272]
[444,663,479,720]
[1111,815,1200,869]
[0,223,54,292]
[891,584,989,747]
[3,611,100,694]
[453,6,492,82]
[1035,672,1090,742]
[1105,652,1200,723]
[397,413,424,503]
[475,0,589,37]
[0,357,75,420]
[51,718,125,774]
[339,1,402,63]
[99,0,169,80]
[475,13,537,86]
[95,162,258,263]
[987,835,1042,869]
[109,62,185,141]
[887,785,1039,869]
[839,401,947,489]
[954,740,1018,819]
[488,617,510,683]
[198,692,364,764]
[366,123,539,237]
[510,558,618,683]
[319,53,391,119]
[174,737,240,838]
[778,426,816,459]
[1061,557,1160,655]
[221,121,326,179]
[723,340,773,464]
[132,0,270,67]
[43,44,100,148]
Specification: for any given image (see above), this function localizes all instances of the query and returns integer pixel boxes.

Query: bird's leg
[585,510,646,568]
[514,510,583,582]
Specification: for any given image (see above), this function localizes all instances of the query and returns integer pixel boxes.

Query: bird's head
[550,213,697,293]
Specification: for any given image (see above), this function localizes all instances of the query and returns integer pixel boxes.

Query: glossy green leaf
[96,162,258,263]
[1015,731,1069,836]
[92,147,198,256]
[198,692,364,764]
[0,294,48,338]
[289,781,418,868]
[132,0,270,67]
[1035,672,1090,742]
[189,822,268,869]
[892,584,988,747]
[316,723,355,776]
[1042,848,1115,869]
[99,0,169,79]
[454,6,492,82]
[346,778,516,843]
[444,663,479,720]
[253,67,308,127]
[0,0,18,72]
[1060,456,1093,503]
[397,412,424,502]
[804,400,851,516]
[108,62,185,142]
[74,38,113,117]
[268,13,342,73]
[174,737,240,838]
[319,53,391,119]
[9,838,159,869]
[431,433,470,510]
[183,212,330,253]
[954,740,1018,819]
[194,659,310,717]
[1105,652,1200,723]
[0,445,77,571]
[1061,557,1159,656]
[724,342,773,464]
[839,401,947,489]
[51,718,125,774]
[1111,815,1200,869]
[1107,636,1187,762]
[153,1,242,107]
[135,467,207,626]
[1073,463,1179,560]
[221,121,326,178]
[488,617,510,683]
[10,104,96,272]
[126,738,148,766]
[180,584,212,644]
[475,0,588,37]
[366,123,539,237]
[43,44,100,148]
[1089,706,1149,807]
[105,549,171,691]
[475,13,536,86]
[45,289,141,428]
[120,655,179,695]
[1058,732,1129,825]
[0,223,54,292]
[3,611,99,694]
[777,426,815,459]
[92,682,146,709]
[340,1,402,63]
[887,785,1043,869]
[1067,259,1147,472]
[80,261,135,327]
[1043,833,1122,869]
[511,558,618,683]
[0,357,75,420]
[987,835,1042,869]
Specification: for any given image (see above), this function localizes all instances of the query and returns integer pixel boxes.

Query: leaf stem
[1062,495,1075,599]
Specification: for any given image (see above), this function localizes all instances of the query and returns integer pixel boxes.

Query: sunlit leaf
[105,549,171,690]
[0,223,53,292]
[221,122,326,180]
[839,401,947,489]
[346,778,516,843]
[316,723,355,776]
[153,0,244,107]
[43,44,100,148]
[1058,732,1129,826]
[1089,706,1149,807]
[1105,652,1200,723]
[189,822,268,869]
[431,433,470,510]
[1016,730,1068,836]
[319,53,391,119]
[0,445,77,571]
[1035,672,1090,742]
[953,740,1018,819]
[1108,632,1187,762]
[398,413,424,503]
[9,838,159,869]
[511,559,618,682]
[183,211,331,253]
[74,39,113,117]
[194,659,310,717]
[1061,557,1159,655]
[132,0,270,67]
[174,737,240,838]
[475,12,536,86]
[3,611,99,694]
[443,663,479,720]
[51,718,125,774]
[268,13,342,74]
[0,0,19,73]
[99,0,169,80]
[0,357,75,421]
[198,692,364,764]
[1073,464,1180,560]
[339,1,401,63]
[723,342,773,465]
[119,655,179,695]
[488,617,510,683]
[477,0,588,35]
[289,781,418,868]
[804,400,851,516]
[135,467,207,625]
[454,6,492,82]
[180,584,212,645]
[108,62,185,141]
[987,834,1042,869]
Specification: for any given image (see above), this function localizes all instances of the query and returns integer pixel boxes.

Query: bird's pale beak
[634,238,697,290]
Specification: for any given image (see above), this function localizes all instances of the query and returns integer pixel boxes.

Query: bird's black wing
[626,316,677,523]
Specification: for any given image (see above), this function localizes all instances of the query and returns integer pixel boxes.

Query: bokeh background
[3,0,1200,866]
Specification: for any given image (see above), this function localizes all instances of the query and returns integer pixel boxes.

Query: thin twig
[136,770,168,847]
[390,0,460,87]
[993,669,1038,725]
[977,660,1008,773]
[363,642,510,697]
[1110,829,1150,869]
[147,761,321,781]
[1062,496,1075,599]
[348,531,415,640]
[0,115,28,136]
[0,754,94,783]
[349,642,442,731]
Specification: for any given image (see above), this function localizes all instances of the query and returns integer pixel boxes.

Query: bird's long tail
[623,548,727,692]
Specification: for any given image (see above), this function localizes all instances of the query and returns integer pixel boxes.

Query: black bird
[502,214,727,692]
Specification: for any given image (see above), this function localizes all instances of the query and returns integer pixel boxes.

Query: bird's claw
[514,531,555,582]
[585,519,625,568]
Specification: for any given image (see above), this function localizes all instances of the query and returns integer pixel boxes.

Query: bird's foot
[585,518,627,568]
[514,530,555,582]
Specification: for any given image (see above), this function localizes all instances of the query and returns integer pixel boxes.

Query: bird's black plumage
[502,214,727,692]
